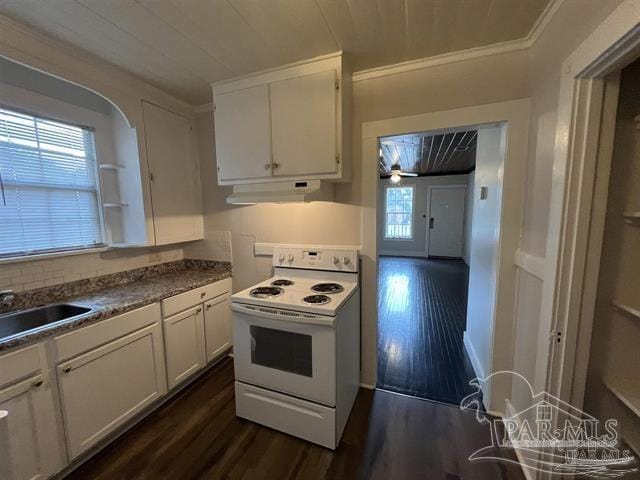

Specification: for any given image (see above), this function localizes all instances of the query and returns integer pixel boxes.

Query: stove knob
[287,254,294,262]
[342,256,351,265]
[278,254,285,262]
[332,256,339,264]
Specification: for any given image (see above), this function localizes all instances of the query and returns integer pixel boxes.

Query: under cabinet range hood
[226,180,334,205]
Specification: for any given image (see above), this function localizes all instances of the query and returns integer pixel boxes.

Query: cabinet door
[163,306,205,389]
[214,85,272,182]
[270,70,337,177]
[204,295,232,362]
[142,101,203,245]
[0,375,64,480]
[58,323,166,458]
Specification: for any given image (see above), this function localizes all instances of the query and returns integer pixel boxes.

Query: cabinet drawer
[54,303,160,363]
[161,278,231,317]
[0,344,43,389]
[235,381,336,449]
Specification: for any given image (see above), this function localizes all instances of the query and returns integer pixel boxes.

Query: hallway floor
[377,256,478,405]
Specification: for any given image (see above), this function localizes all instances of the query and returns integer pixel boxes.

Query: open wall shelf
[611,300,640,323]
[604,377,640,419]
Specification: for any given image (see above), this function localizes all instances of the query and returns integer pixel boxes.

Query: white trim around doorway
[361,98,531,414]
[540,0,640,412]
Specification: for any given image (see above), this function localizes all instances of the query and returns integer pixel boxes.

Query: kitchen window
[384,186,414,240]
[0,106,103,258]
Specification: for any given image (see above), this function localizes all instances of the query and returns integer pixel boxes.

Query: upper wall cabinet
[212,52,351,185]
[142,101,203,245]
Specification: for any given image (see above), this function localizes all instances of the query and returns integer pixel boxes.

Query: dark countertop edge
[0,270,232,354]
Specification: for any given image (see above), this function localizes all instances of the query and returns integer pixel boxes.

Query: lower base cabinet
[57,322,166,458]
[163,306,206,389]
[204,295,232,362]
[0,373,64,480]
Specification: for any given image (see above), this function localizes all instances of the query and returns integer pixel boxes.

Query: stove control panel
[273,246,358,272]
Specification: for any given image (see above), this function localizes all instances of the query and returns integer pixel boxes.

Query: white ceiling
[0,0,551,105]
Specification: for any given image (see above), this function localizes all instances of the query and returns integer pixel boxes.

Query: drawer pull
[196,307,202,314]
[32,376,43,387]
[62,366,72,373]
[200,292,206,298]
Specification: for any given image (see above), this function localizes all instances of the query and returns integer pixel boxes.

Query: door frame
[425,184,468,258]
[361,98,530,413]
[539,1,640,412]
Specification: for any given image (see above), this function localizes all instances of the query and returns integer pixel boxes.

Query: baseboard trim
[463,333,484,380]
[378,250,426,258]
[505,400,536,480]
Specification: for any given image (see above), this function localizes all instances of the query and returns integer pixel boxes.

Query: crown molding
[195,102,213,113]
[352,0,564,83]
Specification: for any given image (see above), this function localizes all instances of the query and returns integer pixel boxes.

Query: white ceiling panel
[0,0,551,105]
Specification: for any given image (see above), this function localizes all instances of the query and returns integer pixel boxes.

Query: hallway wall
[464,126,506,384]
[463,170,475,265]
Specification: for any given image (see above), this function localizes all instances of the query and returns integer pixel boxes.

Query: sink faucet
[0,290,15,308]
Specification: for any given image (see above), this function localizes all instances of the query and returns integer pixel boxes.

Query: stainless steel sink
[0,303,98,342]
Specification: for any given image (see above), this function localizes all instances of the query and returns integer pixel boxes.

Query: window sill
[0,246,110,265]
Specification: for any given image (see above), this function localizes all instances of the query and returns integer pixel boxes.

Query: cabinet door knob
[196,307,202,313]
[200,292,206,298]
[62,366,72,373]
[264,163,271,170]
[32,376,43,387]
[272,163,280,169]
[206,304,212,310]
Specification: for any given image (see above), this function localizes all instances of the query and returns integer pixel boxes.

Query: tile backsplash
[0,246,183,293]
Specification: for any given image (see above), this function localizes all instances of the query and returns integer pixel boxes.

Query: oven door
[231,303,336,407]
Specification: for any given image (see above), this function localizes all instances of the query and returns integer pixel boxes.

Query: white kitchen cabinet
[163,305,206,389]
[142,100,203,245]
[57,322,166,458]
[0,347,64,480]
[214,85,272,182]
[212,52,350,186]
[204,294,232,363]
[270,70,337,177]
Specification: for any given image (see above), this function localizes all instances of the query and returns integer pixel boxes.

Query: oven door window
[250,326,313,377]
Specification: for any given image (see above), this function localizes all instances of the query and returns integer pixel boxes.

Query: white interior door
[428,186,466,258]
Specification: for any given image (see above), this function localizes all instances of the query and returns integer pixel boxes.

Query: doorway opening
[376,124,506,407]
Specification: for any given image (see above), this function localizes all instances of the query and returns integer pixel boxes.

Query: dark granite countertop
[0,260,232,353]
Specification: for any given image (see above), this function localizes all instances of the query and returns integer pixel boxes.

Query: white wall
[464,126,506,388]
[0,27,196,292]
[377,174,469,258]
[463,170,475,265]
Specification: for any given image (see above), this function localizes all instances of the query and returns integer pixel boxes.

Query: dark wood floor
[64,357,524,480]
[377,256,478,405]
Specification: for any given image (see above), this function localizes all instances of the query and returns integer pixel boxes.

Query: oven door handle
[230,302,336,327]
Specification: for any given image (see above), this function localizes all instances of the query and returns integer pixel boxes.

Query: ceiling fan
[388,164,417,183]
[380,139,418,183]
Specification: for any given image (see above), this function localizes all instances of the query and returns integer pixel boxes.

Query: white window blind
[0,106,103,258]
[384,186,414,239]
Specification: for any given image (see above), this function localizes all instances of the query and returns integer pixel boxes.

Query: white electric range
[231,245,360,450]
